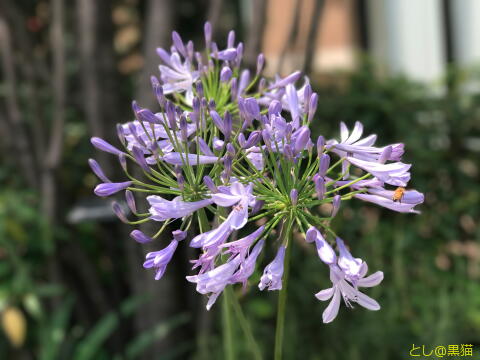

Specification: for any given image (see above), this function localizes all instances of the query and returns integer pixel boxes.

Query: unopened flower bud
[173,230,187,241]
[125,190,136,214]
[331,195,341,217]
[303,84,312,113]
[130,229,152,244]
[238,133,246,147]
[318,154,330,177]
[112,202,129,223]
[290,189,298,206]
[220,66,232,82]
[268,100,282,116]
[116,125,126,146]
[308,93,318,122]
[243,131,261,149]
[88,159,110,183]
[203,175,218,193]
[132,146,150,173]
[118,153,127,172]
[256,53,265,76]
[314,175,325,200]
[91,137,124,156]
[196,81,204,97]
[317,136,325,154]
[294,126,311,154]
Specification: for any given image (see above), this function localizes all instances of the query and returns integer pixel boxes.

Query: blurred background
[1,0,480,359]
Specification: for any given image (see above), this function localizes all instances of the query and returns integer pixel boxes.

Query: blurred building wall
[259,0,480,87]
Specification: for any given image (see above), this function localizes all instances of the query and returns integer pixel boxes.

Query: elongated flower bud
[256,53,265,75]
[128,123,147,148]
[224,111,232,140]
[137,107,160,124]
[290,189,298,206]
[210,110,224,134]
[268,100,282,116]
[318,154,330,177]
[270,70,301,89]
[331,195,341,217]
[180,115,188,142]
[94,181,132,197]
[112,202,129,223]
[243,131,261,149]
[125,190,136,214]
[227,30,235,48]
[308,93,318,122]
[203,175,218,193]
[314,175,325,200]
[303,84,312,113]
[196,81,204,97]
[245,97,260,120]
[317,135,325,154]
[150,76,165,107]
[132,146,150,173]
[258,78,266,92]
[294,126,311,154]
[88,159,110,183]
[230,77,238,100]
[116,124,126,146]
[165,101,177,130]
[226,143,235,156]
[172,31,186,57]
[172,230,187,241]
[130,229,152,244]
[220,66,232,82]
[238,133,246,147]
[118,153,127,172]
[204,22,212,48]
[91,137,124,156]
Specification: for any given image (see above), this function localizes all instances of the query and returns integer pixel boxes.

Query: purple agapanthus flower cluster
[89,23,424,323]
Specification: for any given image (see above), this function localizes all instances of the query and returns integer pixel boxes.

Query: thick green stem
[222,286,236,360]
[274,218,294,360]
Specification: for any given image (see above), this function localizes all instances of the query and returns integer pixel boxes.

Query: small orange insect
[392,187,406,203]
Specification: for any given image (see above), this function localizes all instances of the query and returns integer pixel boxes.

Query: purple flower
[190,217,234,249]
[347,157,411,187]
[94,181,132,197]
[157,49,199,104]
[220,226,265,258]
[336,238,365,284]
[354,188,424,213]
[315,265,383,323]
[147,196,213,221]
[328,121,404,163]
[143,239,178,280]
[258,245,286,291]
[186,255,243,310]
[230,240,265,288]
